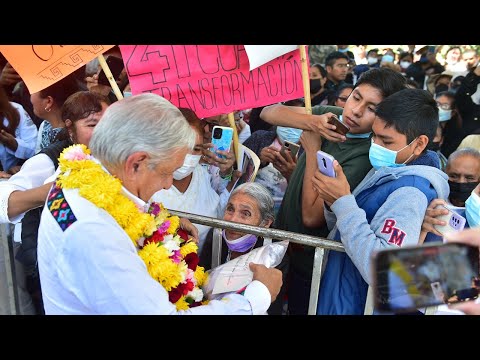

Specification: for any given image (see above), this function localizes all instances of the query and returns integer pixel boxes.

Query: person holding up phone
[312,89,449,315]
[259,68,408,314]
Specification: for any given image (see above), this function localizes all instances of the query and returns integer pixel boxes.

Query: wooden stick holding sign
[97,54,124,101]
[298,45,312,115]
[227,112,241,166]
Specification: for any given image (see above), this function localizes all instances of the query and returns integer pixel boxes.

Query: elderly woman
[200,182,289,315]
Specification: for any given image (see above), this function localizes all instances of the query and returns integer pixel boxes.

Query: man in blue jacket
[311,88,450,314]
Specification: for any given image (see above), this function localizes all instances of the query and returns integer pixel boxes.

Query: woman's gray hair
[89,93,196,169]
[230,182,275,224]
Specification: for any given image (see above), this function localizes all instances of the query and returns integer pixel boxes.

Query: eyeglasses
[337,96,349,102]
[436,102,452,110]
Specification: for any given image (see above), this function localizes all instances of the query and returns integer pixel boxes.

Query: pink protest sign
[119,45,304,118]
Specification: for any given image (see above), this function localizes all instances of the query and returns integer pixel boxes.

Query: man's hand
[311,160,350,204]
[0,171,11,179]
[310,113,347,143]
[6,165,21,175]
[179,218,199,243]
[299,130,322,154]
[249,263,282,303]
[421,199,449,237]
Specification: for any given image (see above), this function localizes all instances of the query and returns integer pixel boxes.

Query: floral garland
[57,144,208,310]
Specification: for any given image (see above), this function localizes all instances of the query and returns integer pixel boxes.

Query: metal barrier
[0,223,18,315]
[168,209,345,315]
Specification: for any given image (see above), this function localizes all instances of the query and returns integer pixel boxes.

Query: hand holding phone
[372,242,480,313]
[210,126,233,160]
[433,205,466,236]
[280,140,300,159]
[316,150,336,177]
[327,114,350,136]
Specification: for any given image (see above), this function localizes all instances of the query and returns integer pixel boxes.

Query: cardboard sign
[119,45,304,118]
[0,45,115,93]
[244,45,298,70]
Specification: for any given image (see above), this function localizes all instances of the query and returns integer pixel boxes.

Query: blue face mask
[337,116,371,139]
[276,126,303,144]
[123,91,132,98]
[382,54,395,63]
[338,47,349,53]
[438,108,452,122]
[465,191,480,227]
[368,138,417,170]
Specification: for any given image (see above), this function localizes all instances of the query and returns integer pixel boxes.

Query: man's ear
[124,152,149,178]
[413,134,430,156]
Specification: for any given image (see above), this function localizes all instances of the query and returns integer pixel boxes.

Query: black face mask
[435,84,449,95]
[448,180,480,205]
[427,141,440,152]
[310,78,322,94]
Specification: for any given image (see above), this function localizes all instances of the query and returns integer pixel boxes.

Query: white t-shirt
[150,165,221,255]
[37,162,271,315]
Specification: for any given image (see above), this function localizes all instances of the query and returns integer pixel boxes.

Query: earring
[44,107,51,113]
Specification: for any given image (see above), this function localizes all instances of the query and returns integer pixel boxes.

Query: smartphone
[433,205,466,236]
[210,126,233,159]
[280,140,300,159]
[97,56,125,86]
[317,150,336,177]
[372,242,480,313]
[327,114,350,136]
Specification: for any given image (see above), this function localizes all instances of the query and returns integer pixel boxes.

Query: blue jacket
[317,151,449,315]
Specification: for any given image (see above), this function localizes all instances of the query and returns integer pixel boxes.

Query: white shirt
[37,164,271,315]
[0,153,55,225]
[0,102,37,171]
[150,165,221,254]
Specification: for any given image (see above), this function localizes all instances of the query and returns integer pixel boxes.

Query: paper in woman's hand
[203,240,288,299]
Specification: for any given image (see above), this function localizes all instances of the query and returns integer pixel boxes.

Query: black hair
[375,88,438,145]
[324,51,349,68]
[355,67,407,99]
[311,63,327,78]
[336,83,354,97]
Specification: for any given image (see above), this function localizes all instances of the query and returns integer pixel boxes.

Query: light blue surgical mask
[346,132,372,139]
[382,54,395,63]
[123,91,132,98]
[438,108,452,122]
[338,47,349,53]
[369,138,417,170]
[338,115,371,138]
[276,126,303,144]
[465,191,480,227]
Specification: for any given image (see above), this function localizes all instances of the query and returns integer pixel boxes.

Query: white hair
[230,182,275,224]
[89,93,196,169]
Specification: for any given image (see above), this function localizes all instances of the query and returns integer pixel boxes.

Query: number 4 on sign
[126,45,170,84]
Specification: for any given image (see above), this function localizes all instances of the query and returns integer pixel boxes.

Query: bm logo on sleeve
[381,219,406,246]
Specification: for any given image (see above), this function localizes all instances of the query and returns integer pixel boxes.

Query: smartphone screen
[98,56,124,86]
[373,243,480,313]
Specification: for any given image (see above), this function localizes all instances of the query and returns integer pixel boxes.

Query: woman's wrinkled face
[223,192,263,240]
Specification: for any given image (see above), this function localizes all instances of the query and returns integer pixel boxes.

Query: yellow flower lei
[57,144,207,310]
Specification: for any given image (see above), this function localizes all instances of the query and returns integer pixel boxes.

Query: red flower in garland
[184,252,199,270]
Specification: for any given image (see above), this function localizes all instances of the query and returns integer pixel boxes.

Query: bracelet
[220,167,234,180]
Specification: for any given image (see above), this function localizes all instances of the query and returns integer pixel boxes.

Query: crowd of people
[0,44,479,315]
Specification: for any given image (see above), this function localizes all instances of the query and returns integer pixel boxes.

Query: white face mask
[367,57,378,65]
[400,61,411,69]
[173,154,201,180]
